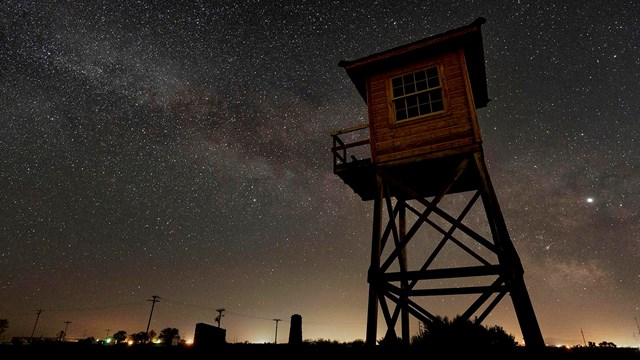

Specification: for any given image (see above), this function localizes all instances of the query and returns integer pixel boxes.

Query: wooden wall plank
[364,50,480,166]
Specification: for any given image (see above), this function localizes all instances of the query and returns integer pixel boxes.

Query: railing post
[332,135,337,170]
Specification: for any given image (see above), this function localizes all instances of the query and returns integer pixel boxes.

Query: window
[391,66,444,122]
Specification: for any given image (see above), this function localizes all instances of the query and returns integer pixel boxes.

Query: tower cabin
[331,18,489,200]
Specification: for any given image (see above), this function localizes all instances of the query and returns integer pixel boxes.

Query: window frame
[389,64,446,124]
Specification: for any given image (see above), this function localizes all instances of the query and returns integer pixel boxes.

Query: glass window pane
[432,100,444,112]
[406,96,417,107]
[414,70,426,81]
[426,67,438,79]
[394,98,406,111]
[393,86,404,97]
[429,89,442,101]
[419,104,429,114]
[417,93,429,105]
[415,79,427,91]
[396,108,407,121]
[392,77,403,88]
[407,106,419,118]
[404,83,415,94]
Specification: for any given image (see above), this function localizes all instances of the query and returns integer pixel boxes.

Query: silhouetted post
[63,321,71,340]
[30,309,43,340]
[288,314,302,345]
[215,308,225,328]
[398,199,410,345]
[366,174,383,346]
[272,319,281,344]
[105,329,110,338]
[146,295,160,337]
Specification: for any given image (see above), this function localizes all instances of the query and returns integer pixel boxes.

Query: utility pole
[105,329,111,339]
[215,308,225,328]
[63,321,71,340]
[581,328,587,347]
[30,309,43,340]
[146,295,160,338]
[272,318,282,344]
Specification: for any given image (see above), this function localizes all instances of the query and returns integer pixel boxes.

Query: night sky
[1,0,639,347]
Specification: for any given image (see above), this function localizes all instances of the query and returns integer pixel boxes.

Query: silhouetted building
[193,322,226,348]
[288,314,302,344]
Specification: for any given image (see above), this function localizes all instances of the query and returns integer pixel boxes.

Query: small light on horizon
[586,197,594,203]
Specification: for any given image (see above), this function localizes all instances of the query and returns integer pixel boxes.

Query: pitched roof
[339,17,489,108]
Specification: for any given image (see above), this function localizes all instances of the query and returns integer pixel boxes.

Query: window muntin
[391,66,444,122]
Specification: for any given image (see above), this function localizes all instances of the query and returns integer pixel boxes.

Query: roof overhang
[339,17,489,109]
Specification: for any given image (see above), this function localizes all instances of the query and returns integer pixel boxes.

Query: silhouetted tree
[0,319,8,336]
[131,331,149,344]
[78,336,96,345]
[598,341,617,348]
[112,330,127,344]
[158,327,179,346]
[411,315,516,354]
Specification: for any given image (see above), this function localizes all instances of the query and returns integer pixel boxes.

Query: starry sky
[1,0,639,347]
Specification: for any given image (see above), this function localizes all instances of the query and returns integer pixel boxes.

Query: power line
[159,297,290,323]
[51,301,146,312]
[226,309,284,322]
[20,301,146,314]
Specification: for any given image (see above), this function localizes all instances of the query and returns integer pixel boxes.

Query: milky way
[1,0,639,347]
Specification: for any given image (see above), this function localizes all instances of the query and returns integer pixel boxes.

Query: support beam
[357,152,544,350]
[366,173,383,347]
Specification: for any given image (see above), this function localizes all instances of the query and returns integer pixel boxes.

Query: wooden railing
[330,123,370,171]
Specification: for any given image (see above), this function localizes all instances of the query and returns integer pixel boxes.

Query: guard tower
[330,18,544,348]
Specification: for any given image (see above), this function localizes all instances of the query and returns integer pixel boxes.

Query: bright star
[586,197,594,203]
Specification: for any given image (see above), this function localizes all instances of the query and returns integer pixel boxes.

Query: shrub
[411,315,517,353]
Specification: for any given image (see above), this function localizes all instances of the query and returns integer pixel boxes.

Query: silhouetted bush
[78,336,96,345]
[377,333,402,348]
[411,315,517,353]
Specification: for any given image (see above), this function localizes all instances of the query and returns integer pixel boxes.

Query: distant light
[186,339,194,345]
[152,338,162,344]
[587,197,594,203]
[105,338,112,344]
[127,340,134,346]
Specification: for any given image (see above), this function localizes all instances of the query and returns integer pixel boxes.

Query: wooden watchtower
[330,18,544,348]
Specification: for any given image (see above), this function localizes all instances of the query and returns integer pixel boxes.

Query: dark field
[2,342,640,360]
